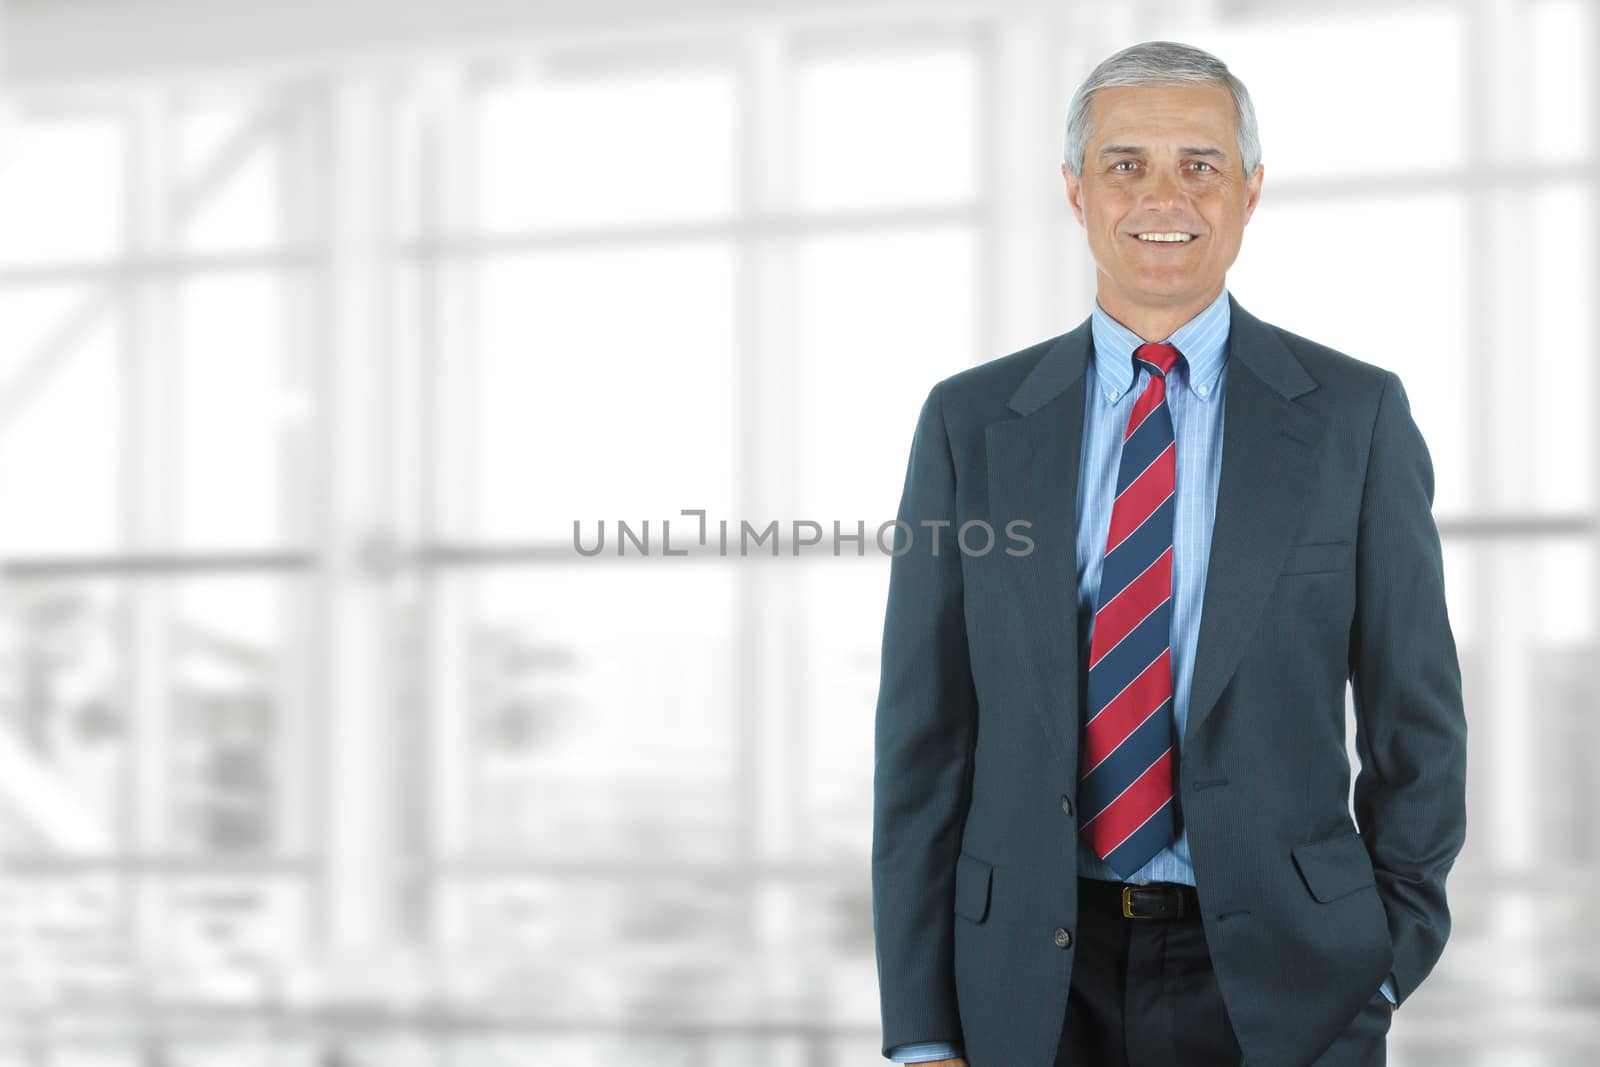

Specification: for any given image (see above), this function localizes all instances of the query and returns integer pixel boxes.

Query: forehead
[1086,82,1238,149]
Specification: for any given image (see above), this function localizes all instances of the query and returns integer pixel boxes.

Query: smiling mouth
[1129,231,1201,246]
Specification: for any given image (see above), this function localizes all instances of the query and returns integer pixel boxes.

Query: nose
[1142,167,1185,212]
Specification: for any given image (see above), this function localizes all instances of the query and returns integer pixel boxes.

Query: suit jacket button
[1060,794,1074,816]
[1053,927,1072,949]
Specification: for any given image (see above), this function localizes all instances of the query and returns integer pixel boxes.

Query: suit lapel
[986,318,1092,770]
[1184,294,1325,742]
[985,295,1327,770]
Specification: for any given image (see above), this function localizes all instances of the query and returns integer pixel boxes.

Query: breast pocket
[1269,540,1357,622]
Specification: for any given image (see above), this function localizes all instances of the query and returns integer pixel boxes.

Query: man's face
[1063,81,1263,313]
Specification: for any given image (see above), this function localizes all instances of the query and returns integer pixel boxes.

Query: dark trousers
[1054,879,1242,1066]
[1053,879,1390,1067]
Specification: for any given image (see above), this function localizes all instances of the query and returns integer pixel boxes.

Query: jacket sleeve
[872,381,979,1057]
[1347,369,1468,1006]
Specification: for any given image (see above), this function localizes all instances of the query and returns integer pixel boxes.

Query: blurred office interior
[0,0,1595,1063]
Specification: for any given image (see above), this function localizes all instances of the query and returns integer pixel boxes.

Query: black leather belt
[1078,877,1201,920]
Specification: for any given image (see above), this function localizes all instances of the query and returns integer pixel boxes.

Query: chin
[1127,276,1197,298]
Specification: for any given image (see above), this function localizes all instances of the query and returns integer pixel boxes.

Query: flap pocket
[1280,540,1355,576]
[1292,829,1377,902]
[953,849,993,922]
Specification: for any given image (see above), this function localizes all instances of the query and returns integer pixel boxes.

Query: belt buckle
[1120,884,1180,919]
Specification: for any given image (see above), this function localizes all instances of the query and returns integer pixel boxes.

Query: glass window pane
[469,241,736,541]
[171,576,304,857]
[1529,0,1594,163]
[1533,537,1594,647]
[1441,537,1480,648]
[441,873,743,962]
[0,112,126,267]
[175,272,303,550]
[796,40,981,212]
[1472,538,1599,871]
[0,285,124,555]
[1197,9,1466,180]
[1524,181,1595,512]
[474,61,737,231]
[175,98,290,253]
[450,566,738,862]
[0,872,133,1004]
[802,557,889,865]
[794,225,979,524]
[152,876,311,980]
[391,78,433,244]
[1468,536,1595,876]
[0,579,126,852]
[0,574,302,860]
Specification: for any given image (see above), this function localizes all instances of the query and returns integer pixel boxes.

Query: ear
[1062,163,1086,228]
[1242,163,1264,225]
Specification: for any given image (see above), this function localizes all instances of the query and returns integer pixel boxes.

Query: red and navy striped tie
[1079,342,1182,878]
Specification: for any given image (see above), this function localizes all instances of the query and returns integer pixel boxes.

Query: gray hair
[1062,40,1261,179]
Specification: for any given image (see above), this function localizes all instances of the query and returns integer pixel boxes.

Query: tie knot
[1134,342,1182,378]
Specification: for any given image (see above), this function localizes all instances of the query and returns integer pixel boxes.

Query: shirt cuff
[1380,977,1397,1005]
[887,1041,963,1063]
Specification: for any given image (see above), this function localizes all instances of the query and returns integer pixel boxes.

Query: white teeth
[1136,232,1194,242]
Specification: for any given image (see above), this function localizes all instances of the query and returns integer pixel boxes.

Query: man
[871,40,1466,1067]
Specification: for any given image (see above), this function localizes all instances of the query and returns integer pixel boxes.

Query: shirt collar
[1089,286,1231,404]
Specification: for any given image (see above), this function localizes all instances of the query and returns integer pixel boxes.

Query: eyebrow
[1099,144,1229,160]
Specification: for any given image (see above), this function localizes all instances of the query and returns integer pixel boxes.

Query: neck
[1096,281,1224,343]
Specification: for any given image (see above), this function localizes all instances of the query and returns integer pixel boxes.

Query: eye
[1112,160,1138,172]
[1188,161,1216,172]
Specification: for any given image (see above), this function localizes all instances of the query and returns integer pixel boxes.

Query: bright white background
[0,0,1593,1063]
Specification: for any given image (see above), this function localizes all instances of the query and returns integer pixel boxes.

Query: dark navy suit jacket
[871,294,1467,1066]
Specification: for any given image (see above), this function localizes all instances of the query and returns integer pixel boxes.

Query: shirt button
[1060,794,1074,816]
[1197,383,1209,396]
[1109,389,1120,400]
[1053,927,1073,949]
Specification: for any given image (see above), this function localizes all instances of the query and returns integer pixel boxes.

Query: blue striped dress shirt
[1073,284,1231,885]
[886,287,1390,1065]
